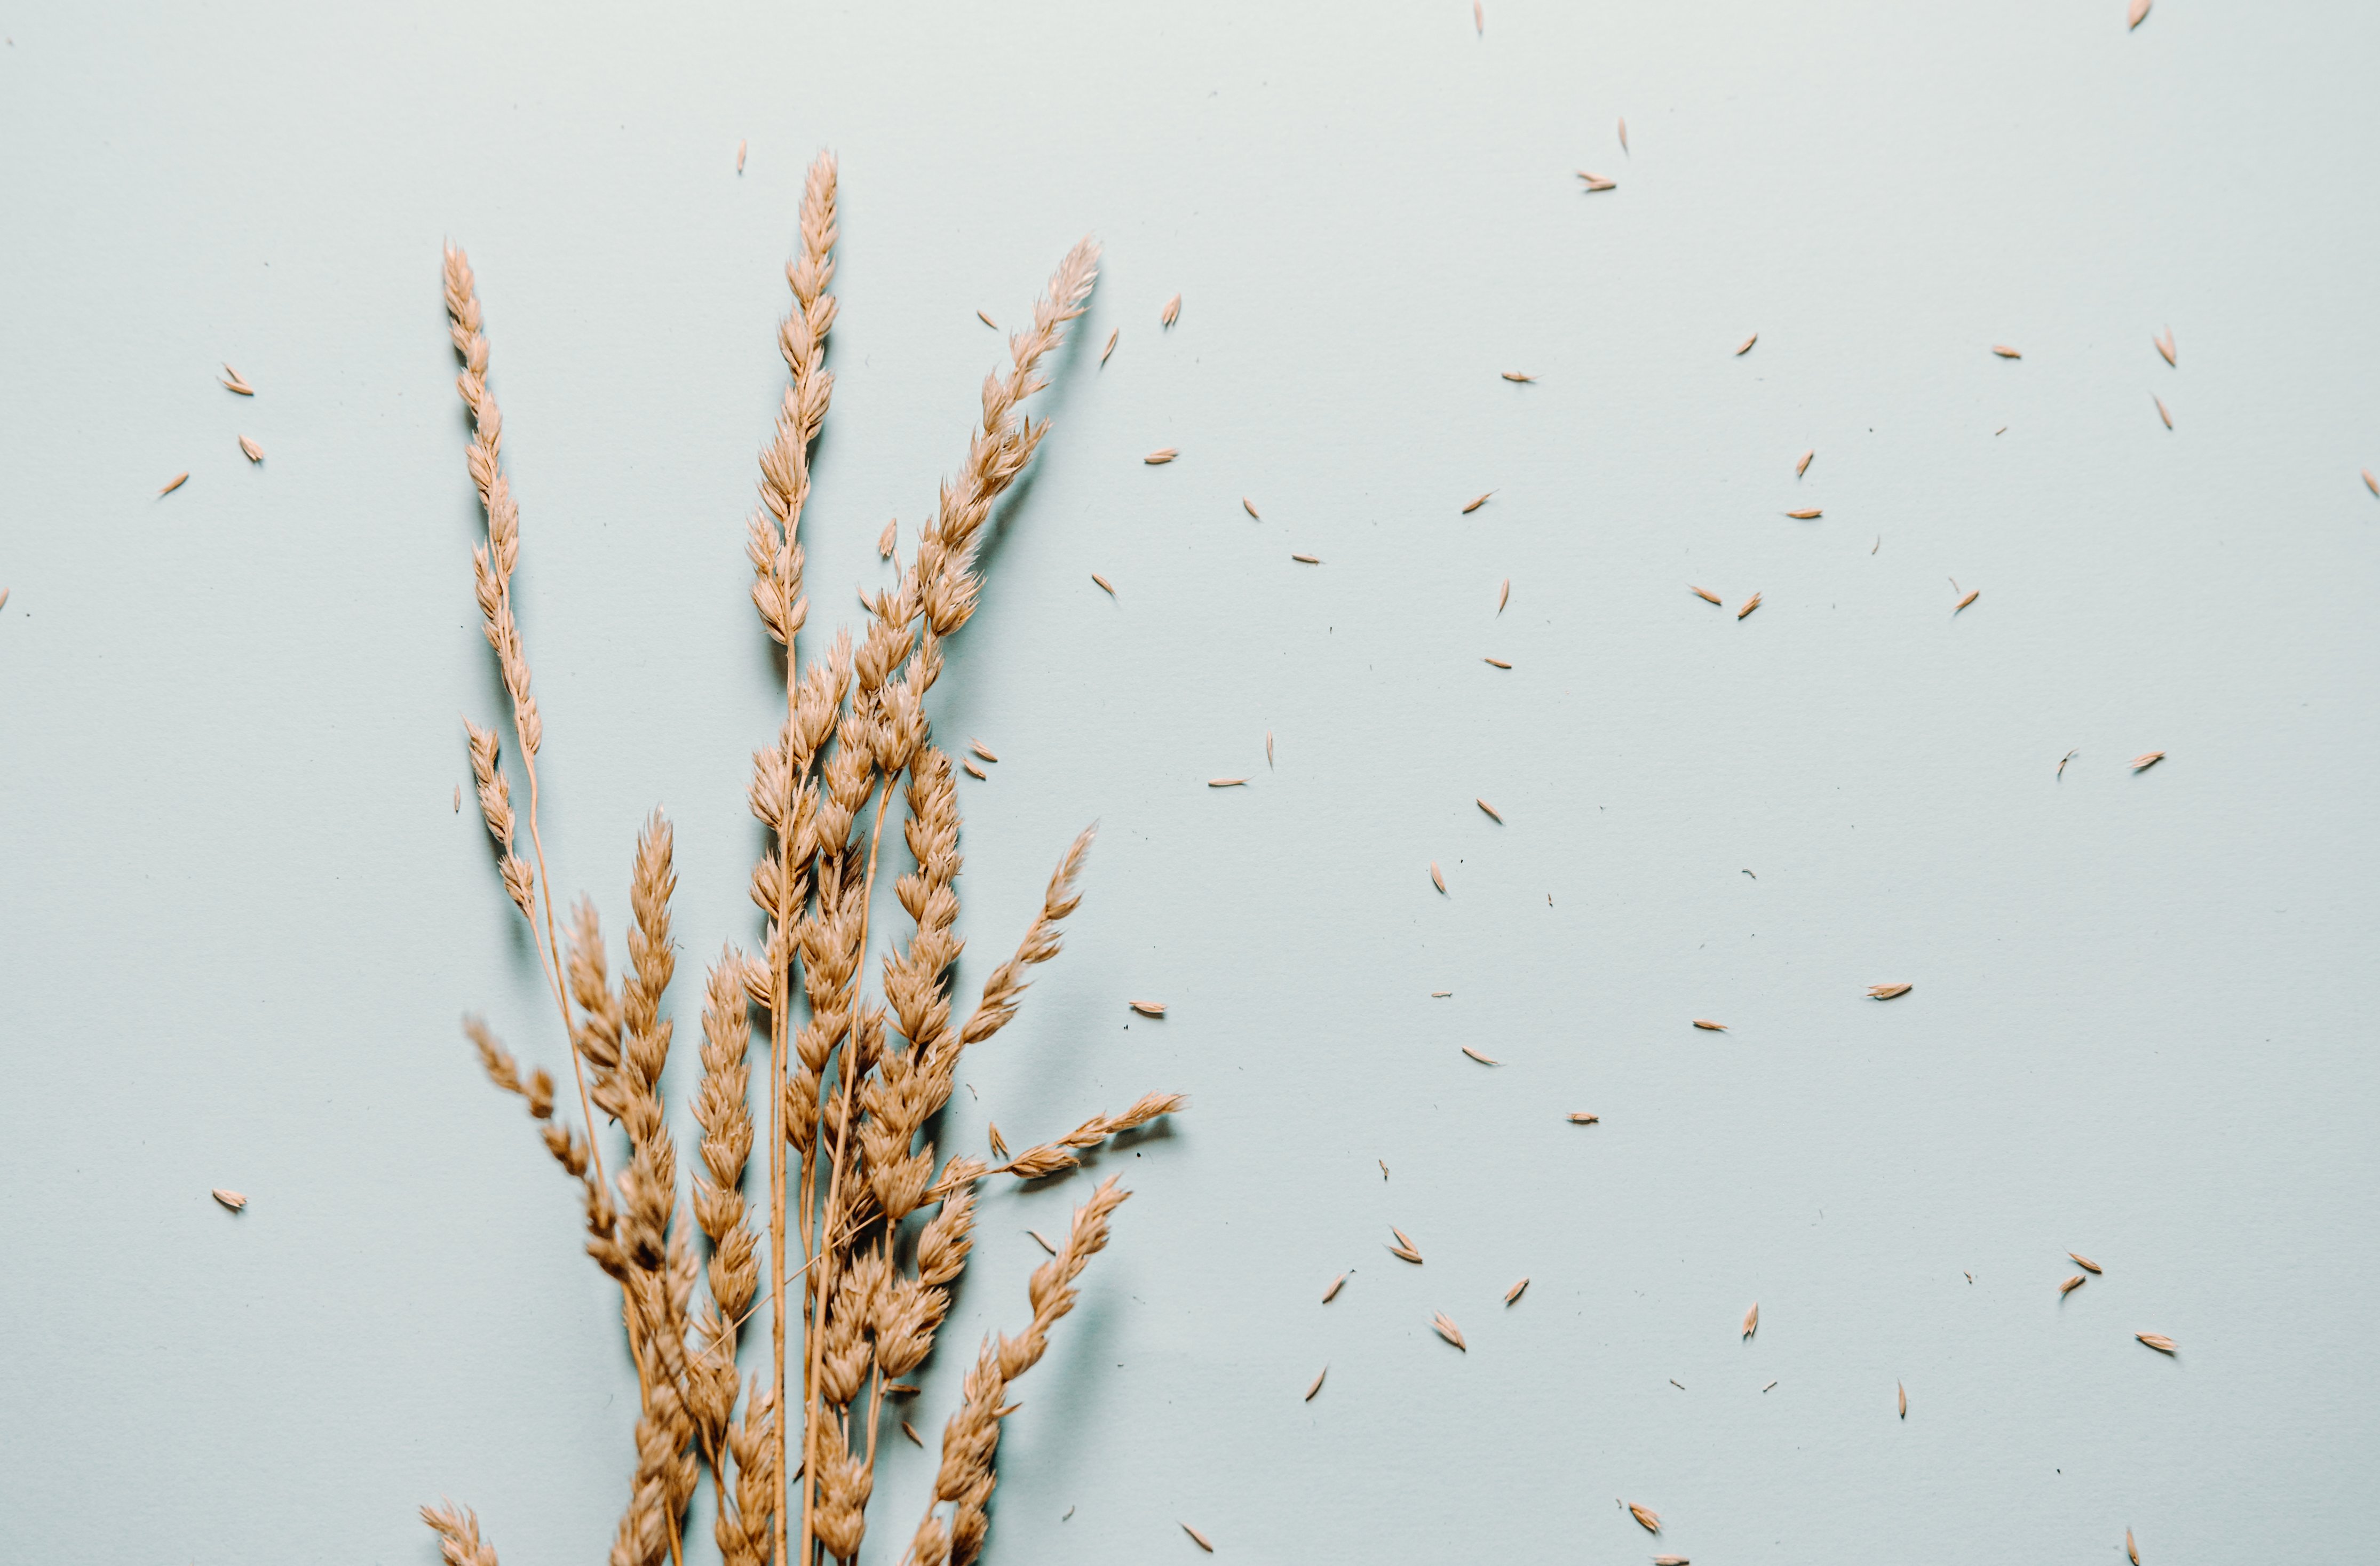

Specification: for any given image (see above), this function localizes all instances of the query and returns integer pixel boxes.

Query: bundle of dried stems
[432,151,1180,1566]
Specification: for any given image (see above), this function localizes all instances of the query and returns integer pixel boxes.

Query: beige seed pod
[1629,1504,1661,1533]
[1567,1112,1599,1124]
[1304,1365,1326,1401]
[2130,751,2165,771]
[1502,370,1536,382]
[1128,1000,1167,1016]
[1785,508,1822,520]
[976,309,998,329]
[1898,1380,1908,1417]
[211,1188,248,1211]
[239,435,264,462]
[1462,491,1494,513]
[1477,798,1502,822]
[1689,585,1721,605]
[1505,1277,1529,1304]
[1091,573,1115,596]
[2129,0,2152,29]
[1432,1311,1466,1350]
[1160,293,1181,327]
[1736,592,1762,620]
[1497,578,1510,613]
[1430,862,1447,894]
[1181,1522,1212,1552]
[1321,1271,1347,1303]
[2060,1275,2086,1295]
[1742,1302,1759,1338]
[2069,1252,2102,1273]
[1868,983,1912,999]
[1461,1046,1499,1065]
[878,518,897,557]
[1242,497,1259,519]
[1992,344,2022,359]
[2137,1332,2176,1354]
[1101,328,1118,364]
[159,472,189,495]
[1692,1018,1727,1032]
[1145,447,1178,464]
[1290,553,1320,564]
[1796,449,1814,477]
[1955,590,1980,611]
[1208,777,1247,788]
[1735,334,1757,356]
[2127,1527,2140,1564]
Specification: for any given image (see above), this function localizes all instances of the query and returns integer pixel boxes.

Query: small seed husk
[976,309,998,329]
[878,518,898,557]
[1461,1046,1499,1066]
[1505,1277,1529,1305]
[2130,751,2165,771]
[1502,370,1536,382]
[1785,508,1822,520]
[1692,1018,1727,1031]
[212,1188,248,1211]
[1796,449,1814,477]
[901,1420,922,1446]
[963,760,988,781]
[1462,490,1493,513]
[2155,329,2176,367]
[2129,0,2151,28]
[1101,328,1118,365]
[2127,1527,2140,1564]
[1208,777,1247,788]
[1629,1504,1661,1533]
[1090,573,1115,596]
[1690,585,1721,606]
[1483,656,1511,669]
[1160,293,1181,327]
[970,738,999,763]
[1290,553,1320,564]
[1567,1111,1599,1124]
[1146,447,1178,464]
[1027,1230,1057,1256]
[1129,1000,1167,1016]
[736,139,747,173]
[1735,334,1757,356]
[1736,592,1761,619]
[1955,589,1980,611]
[1868,983,1912,1000]
[160,471,189,496]
[1430,862,1447,894]
[2137,1332,2176,1354]
[1477,798,1502,822]
[1992,344,2022,359]
[239,435,264,463]
[2060,1274,2086,1295]
[1743,1302,1759,1338]
[2069,1251,2102,1273]
[1898,1381,1908,1417]
[1305,1365,1327,1401]
[1242,496,1259,518]
[220,364,254,394]
[1181,1522,1212,1553]
[1432,1311,1467,1350]
[1322,1271,1347,1303]
[1497,578,1510,613]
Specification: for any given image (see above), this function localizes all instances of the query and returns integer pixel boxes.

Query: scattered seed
[1146,447,1179,464]
[736,139,747,173]
[885,1381,919,1396]
[1101,328,1118,365]
[1381,1159,1389,1180]
[1670,1378,1685,1389]
[1027,1230,1057,1256]
[1431,990,1452,997]
[0,588,8,612]
[1461,1045,1500,1066]
[1472,0,1482,33]
[977,309,998,329]
[970,738,999,763]
[1431,862,1447,893]
[1868,983,1912,1000]
[1129,1000,1168,1016]
[963,760,988,781]
[239,435,264,463]
[1629,1504,1661,1534]
[1735,333,1757,356]
[1462,490,1494,513]
[2058,749,2077,777]
[1577,171,1616,192]
[1955,589,1980,612]
[1692,1018,1727,1031]
[1291,553,1320,564]
[1689,585,1721,606]
[1502,370,1536,383]
[220,364,254,395]
[1618,116,1629,153]
[1208,776,1247,788]
[1742,1302,1759,1338]
[1736,592,1761,620]
[988,1122,1009,1157]
[2129,751,2165,771]
[1091,573,1115,596]
[1322,1271,1347,1303]
[2153,395,2172,430]
[2361,468,2380,497]
[1483,656,1511,669]
[1181,1522,1213,1553]
[212,1188,248,1211]
[1505,1277,1529,1305]
[2128,0,2151,28]
[1654,1557,1689,1565]
[1898,1381,1908,1418]
[2127,1527,2140,1564]
[1992,344,2022,359]
[2155,328,2177,367]
[1242,497,1260,519]
[1567,1111,1599,1124]
[1265,729,1274,767]
[1762,1380,1777,1392]
[1796,449,1814,478]
[878,518,898,558]
[1476,798,1502,823]
[1497,578,1510,613]
[1161,293,1181,328]
[159,471,189,496]
[2070,1252,2103,1273]
[901,1420,922,1446]
[1390,1227,1423,1262]
[2137,1332,2176,1354]
[1432,1311,1467,1350]
[2060,1274,2087,1295]
[1785,507,1822,520]
[1305,1365,1327,1401]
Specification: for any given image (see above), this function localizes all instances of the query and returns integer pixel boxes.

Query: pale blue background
[2,3,2375,1563]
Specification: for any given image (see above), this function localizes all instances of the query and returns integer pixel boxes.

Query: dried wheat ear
[431,155,1186,1566]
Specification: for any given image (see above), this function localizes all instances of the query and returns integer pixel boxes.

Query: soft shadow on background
[2,3,2375,1563]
